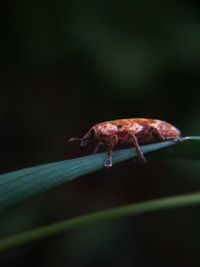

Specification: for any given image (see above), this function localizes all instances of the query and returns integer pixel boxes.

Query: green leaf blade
[0,136,199,216]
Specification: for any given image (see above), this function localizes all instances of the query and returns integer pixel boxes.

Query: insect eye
[90,128,95,138]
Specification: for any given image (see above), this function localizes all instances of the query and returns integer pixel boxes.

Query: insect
[69,118,180,168]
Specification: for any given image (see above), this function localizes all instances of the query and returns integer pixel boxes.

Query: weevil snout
[80,128,95,148]
[69,128,95,149]
[80,138,90,148]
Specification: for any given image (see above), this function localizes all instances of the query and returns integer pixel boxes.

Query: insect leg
[138,125,165,143]
[165,137,181,142]
[121,133,130,145]
[145,126,180,142]
[130,133,146,163]
[150,127,165,141]
[93,141,104,154]
[104,135,118,168]
[140,125,180,143]
[150,127,180,142]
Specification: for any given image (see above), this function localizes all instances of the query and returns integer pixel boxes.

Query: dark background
[0,0,200,266]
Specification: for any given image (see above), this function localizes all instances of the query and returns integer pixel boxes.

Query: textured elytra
[69,118,180,167]
[93,119,180,145]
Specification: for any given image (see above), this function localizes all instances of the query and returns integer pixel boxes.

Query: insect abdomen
[150,120,180,138]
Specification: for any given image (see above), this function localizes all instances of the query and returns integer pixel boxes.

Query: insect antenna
[68,137,82,142]
[69,128,95,148]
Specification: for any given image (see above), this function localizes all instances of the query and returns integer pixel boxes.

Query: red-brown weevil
[69,118,180,167]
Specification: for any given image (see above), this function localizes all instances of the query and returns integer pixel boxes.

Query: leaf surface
[0,136,199,216]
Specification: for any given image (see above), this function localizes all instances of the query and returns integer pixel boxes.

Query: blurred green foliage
[0,0,200,266]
